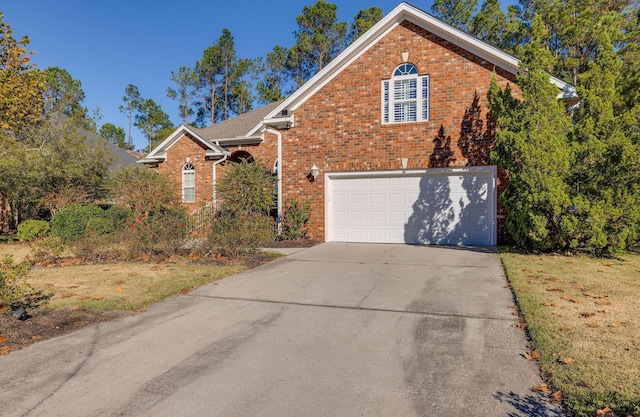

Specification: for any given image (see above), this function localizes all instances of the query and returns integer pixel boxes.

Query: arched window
[182,163,195,202]
[382,63,429,124]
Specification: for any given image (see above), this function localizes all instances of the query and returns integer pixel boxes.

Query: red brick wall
[158,134,214,210]
[278,20,519,243]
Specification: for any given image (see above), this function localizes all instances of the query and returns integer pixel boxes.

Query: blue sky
[3,1,511,151]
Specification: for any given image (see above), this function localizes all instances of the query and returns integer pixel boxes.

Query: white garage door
[326,168,496,245]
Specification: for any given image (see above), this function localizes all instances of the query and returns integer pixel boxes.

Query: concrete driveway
[1,243,564,417]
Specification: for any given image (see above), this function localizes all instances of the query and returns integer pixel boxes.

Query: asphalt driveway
[1,243,564,416]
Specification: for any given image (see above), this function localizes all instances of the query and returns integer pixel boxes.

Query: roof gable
[264,2,577,124]
[141,125,226,164]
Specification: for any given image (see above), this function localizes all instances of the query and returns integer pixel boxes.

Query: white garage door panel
[328,169,496,245]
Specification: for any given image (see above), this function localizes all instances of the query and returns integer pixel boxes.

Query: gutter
[266,127,283,236]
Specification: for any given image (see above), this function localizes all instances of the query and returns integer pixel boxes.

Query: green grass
[498,248,640,417]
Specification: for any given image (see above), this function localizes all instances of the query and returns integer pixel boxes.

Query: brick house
[140,2,576,246]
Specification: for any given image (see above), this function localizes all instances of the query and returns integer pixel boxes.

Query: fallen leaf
[560,327,572,331]
[114,279,126,285]
[573,285,585,290]
[180,288,190,294]
[546,288,565,292]
[588,322,600,328]
[609,323,618,328]
[599,309,612,315]
[72,306,86,311]
[115,287,123,294]
[580,312,596,318]
[61,293,77,298]
[90,295,103,300]
[32,335,42,340]
[561,296,582,303]
[202,273,211,277]
[524,353,533,360]
[531,384,551,394]
[531,349,540,359]
[0,336,8,344]
[138,308,147,313]
[128,272,138,276]
[549,277,558,281]
[558,356,575,365]
[151,266,159,271]
[0,346,14,355]
[596,407,616,417]
[551,390,563,403]
[595,300,612,306]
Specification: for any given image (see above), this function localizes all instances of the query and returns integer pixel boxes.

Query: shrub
[203,160,276,259]
[16,220,50,241]
[105,205,132,231]
[29,236,64,264]
[0,255,50,311]
[207,212,274,258]
[281,199,311,240]
[50,204,107,243]
[85,217,115,236]
[120,206,188,259]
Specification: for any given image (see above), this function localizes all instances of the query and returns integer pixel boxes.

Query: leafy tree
[431,0,478,31]
[119,84,141,149]
[489,15,574,251]
[0,13,45,135]
[348,6,383,44]
[289,0,347,87]
[99,122,129,150]
[256,46,290,103]
[42,66,89,126]
[134,98,173,152]
[167,65,199,125]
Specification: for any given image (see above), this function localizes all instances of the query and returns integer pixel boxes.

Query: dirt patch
[0,308,128,354]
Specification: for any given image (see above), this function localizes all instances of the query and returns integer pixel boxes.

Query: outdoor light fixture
[309,165,319,181]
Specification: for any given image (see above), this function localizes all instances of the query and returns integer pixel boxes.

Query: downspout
[212,142,228,211]
[266,127,282,237]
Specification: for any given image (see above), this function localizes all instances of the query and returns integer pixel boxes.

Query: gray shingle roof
[194,101,282,141]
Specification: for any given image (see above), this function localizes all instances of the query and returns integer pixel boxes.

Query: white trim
[324,166,497,245]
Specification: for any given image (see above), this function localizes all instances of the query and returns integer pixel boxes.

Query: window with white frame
[182,163,195,202]
[382,63,429,124]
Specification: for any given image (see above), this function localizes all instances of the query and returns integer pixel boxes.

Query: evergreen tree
[119,84,141,149]
[167,66,199,125]
[348,7,383,44]
[489,15,574,251]
[431,0,478,31]
[256,46,290,103]
[134,98,173,152]
[289,0,347,86]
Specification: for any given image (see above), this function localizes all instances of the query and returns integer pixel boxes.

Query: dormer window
[182,162,195,202]
[382,63,429,124]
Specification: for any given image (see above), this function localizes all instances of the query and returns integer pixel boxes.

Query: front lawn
[499,249,640,417]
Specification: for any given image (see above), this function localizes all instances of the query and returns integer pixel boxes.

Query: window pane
[183,171,195,187]
[183,187,195,202]
[383,81,389,123]
[422,76,429,120]
[394,79,416,100]
[394,102,417,122]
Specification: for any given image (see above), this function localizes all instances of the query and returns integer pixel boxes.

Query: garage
[325,167,496,245]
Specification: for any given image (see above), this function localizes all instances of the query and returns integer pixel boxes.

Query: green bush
[85,217,115,236]
[0,255,50,311]
[29,236,64,264]
[203,160,276,259]
[281,199,311,240]
[16,220,50,241]
[50,204,107,243]
[105,205,132,231]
